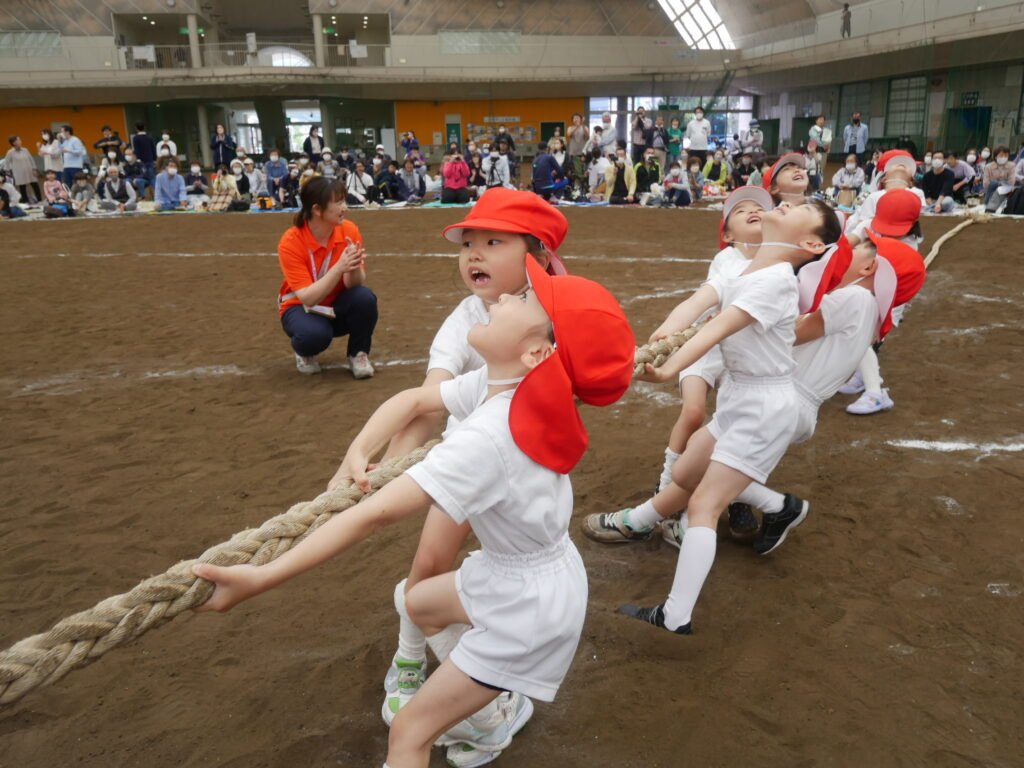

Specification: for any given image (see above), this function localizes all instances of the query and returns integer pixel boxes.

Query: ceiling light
[150,20,156,25]
[723,58,730,63]
[142,15,148,20]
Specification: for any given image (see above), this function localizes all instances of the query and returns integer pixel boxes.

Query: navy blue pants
[281,284,378,358]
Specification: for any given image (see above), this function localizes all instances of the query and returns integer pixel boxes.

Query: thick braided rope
[924,211,989,269]
[0,443,435,707]
[632,325,703,377]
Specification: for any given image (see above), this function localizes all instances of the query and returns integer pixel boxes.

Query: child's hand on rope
[648,329,669,344]
[328,448,376,493]
[192,563,267,613]
[637,362,671,384]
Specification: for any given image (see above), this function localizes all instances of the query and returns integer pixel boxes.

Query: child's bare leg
[386,662,498,768]
[658,376,709,491]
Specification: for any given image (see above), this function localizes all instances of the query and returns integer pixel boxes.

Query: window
[0,31,61,57]
[886,76,928,136]
[839,82,871,125]
[657,0,734,50]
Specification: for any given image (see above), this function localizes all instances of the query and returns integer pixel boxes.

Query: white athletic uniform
[405,368,587,702]
[428,294,489,436]
[790,285,878,442]
[679,246,752,387]
[845,187,926,249]
[704,263,799,483]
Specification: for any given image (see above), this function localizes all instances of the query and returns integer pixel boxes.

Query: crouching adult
[277,176,379,378]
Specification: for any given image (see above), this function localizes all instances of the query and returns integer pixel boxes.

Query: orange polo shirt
[277,219,363,316]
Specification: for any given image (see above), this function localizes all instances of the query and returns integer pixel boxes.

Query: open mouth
[746,212,762,224]
[469,267,491,286]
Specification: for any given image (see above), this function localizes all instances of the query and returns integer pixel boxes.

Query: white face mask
[671,168,681,177]
[924,155,932,164]
[323,155,333,162]
[159,148,170,156]
[966,154,977,163]
[290,170,299,177]
[270,154,279,161]
[981,149,991,159]
[846,162,856,171]
[124,154,134,161]
[167,167,177,176]
[232,167,242,176]
[161,134,170,141]
[236,151,245,159]
[932,159,945,169]
[107,151,116,159]
[996,156,1008,166]
[190,165,200,174]
[298,158,309,166]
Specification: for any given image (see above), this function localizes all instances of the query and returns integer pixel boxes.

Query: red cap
[762,152,807,191]
[442,188,569,275]
[509,257,635,474]
[867,231,926,338]
[870,188,922,237]
[797,233,853,315]
[876,149,916,177]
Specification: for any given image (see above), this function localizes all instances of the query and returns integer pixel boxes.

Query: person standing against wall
[210,123,237,167]
[567,112,589,189]
[841,3,852,39]
[685,105,712,166]
[843,112,868,164]
[631,107,652,165]
[58,125,87,189]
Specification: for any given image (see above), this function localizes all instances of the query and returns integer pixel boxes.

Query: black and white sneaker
[754,494,809,555]
[727,502,760,542]
[617,603,692,635]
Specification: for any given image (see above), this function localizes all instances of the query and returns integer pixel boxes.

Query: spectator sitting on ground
[441,152,472,203]
[296,152,312,173]
[372,144,393,173]
[400,131,419,156]
[210,124,236,167]
[921,149,955,213]
[42,169,73,218]
[630,107,653,165]
[229,159,251,198]
[121,149,148,198]
[832,154,865,200]
[97,148,121,177]
[662,162,692,208]
[586,148,610,200]
[154,159,187,211]
[183,161,210,209]
[93,125,124,163]
[278,164,300,209]
[398,157,425,202]
[635,148,662,205]
[982,145,1016,205]
[732,150,755,187]
[337,146,356,172]
[243,157,267,196]
[687,155,706,200]
[467,152,487,197]
[482,146,513,192]
[605,147,636,204]
[156,130,177,166]
[346,160,378,207]
[1,172,22,208]
[317,148,342,180]
[375,160,403,202]
[303,125,323,165]
[702,150,729,190]
[864,149,882,189]
[0,184,27,218]
[946,150,975,203]
[4,136,42,204]
[264,148,288,197]
[68,171,96,215]
[209,164,241,211]
[748,158,769,187]
[97,164,138,213]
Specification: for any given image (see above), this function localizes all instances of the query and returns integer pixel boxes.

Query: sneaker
[754,494,809,555]
[294,352,321,374]
[660,518,684,550]
[837,371,865,395]
[349,351,375,379]
[437,691,534,751]
[727,502,760,542]
[617,603,692,635]
[846,389,894,415]
[381,656,428,726]
[581,508,654,543]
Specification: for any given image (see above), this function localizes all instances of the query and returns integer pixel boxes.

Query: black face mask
[853,118,860,124]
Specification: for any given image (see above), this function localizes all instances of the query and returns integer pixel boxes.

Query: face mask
[981,149,991,159]
[714,155,723,162]
[167,167,177,176]
[695,114,704,120]
[290,170,299,177]
[299,158,309,166]
[853,118,861,124]
[107,151,116,159]
[191,165,200,174]
[616,158,625,166]
[236,151,245,159]
[671,168,681,177]
[270,154,279,161]
[646,156,655,163]
[996,156,1008,165]
[159,148,170,156]
[846,163,856,171]
[490,151,499,159]
[124,154,134,162]
[924,155,932,164]
[233,168,242,176]
[161,134,170,141]
[742,159,751,165]
[966,154,976,163]
[323,155,333,162]
[932,159,944,169]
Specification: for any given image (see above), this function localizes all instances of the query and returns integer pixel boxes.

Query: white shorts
[707,372,797,484]
[791,383,821,445]
[678,344,725,389]
[450,535,587,703]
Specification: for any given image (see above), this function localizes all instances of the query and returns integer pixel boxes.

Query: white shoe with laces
[440,692,534,766]
[837,370,864,395]
[846,389,894,415]
[294,352,321,374]
[349,351,375,379]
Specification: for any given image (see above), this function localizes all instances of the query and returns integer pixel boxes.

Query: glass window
[658,0,734,49]
[886,76,928,136]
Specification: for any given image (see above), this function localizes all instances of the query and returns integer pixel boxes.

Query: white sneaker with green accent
[441,692,534,766]
[380,656,427,726]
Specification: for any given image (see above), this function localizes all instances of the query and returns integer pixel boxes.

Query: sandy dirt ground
[1,208,1022,768]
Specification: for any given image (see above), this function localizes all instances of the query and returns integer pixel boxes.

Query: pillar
[187,14,202,68]
[313,15,326,68]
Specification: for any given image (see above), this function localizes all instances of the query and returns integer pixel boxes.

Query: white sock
[628,499,663,530]
[736,483,785,515]
[658,447,681,491]
[425,623,470,664]
[393,580,426,661]
[678,510,689,533]
[860,347,883,394]
[662,526,717,630]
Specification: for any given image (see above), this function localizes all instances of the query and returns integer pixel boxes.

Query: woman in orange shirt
[277,177,378,377]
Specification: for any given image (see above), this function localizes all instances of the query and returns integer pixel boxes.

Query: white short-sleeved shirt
[428,295,489,377]
[707,262,798,378]
[793,285,878,402]
[685,118,711,150]
[406,370,573,556]
[706,246,752,285]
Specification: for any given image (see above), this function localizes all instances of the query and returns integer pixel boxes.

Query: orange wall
[396,98,587,147]
[0,105,128,151]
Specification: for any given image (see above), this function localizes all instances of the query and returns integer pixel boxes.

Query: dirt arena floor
[1,208,1022,768]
